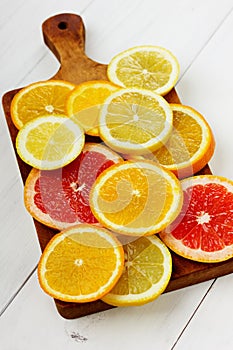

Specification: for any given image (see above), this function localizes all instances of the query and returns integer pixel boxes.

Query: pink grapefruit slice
[24,143,123,230]
[160,175,233,262]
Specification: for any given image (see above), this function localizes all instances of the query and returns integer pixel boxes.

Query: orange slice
[98,88,173,155]
[136,104,215,178]
[90,160,183,236]
[38,224,124,303]
[107,45,180,95]
[11,80,75,129]
[102,235,172,306]
[160,175,233,262]
[66,80,119,136]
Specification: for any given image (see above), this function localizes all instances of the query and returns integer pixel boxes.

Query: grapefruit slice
[160,175,233,262]
[24,143,123,230]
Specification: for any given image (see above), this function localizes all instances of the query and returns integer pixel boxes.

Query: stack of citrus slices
[10,45,233,308]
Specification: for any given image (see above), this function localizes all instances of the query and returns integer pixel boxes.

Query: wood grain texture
[2,13,233,319]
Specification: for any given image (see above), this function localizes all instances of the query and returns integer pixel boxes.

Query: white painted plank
[0,271,213,350]
[173,8,233,349]
[84,0,233,74]
[0,0,94,91]
[0,0,26,29]
[174,275,233,350]
[0,179,39,311]
[177,7,233,179]
[2,0,231,90]
[0,115,41,313]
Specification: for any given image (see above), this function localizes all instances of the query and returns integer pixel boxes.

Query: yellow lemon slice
[107,45,179,95]
[99,88,173,155]
[102,235,172,306]
[16,115,85,170]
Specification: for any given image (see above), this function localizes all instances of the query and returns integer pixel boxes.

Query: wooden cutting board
[2,13,233,319]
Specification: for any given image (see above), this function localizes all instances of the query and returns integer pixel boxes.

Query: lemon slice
[16,115,85,170]
[107,45,179,95]
[99,88,173,155]
[102,235,172,306]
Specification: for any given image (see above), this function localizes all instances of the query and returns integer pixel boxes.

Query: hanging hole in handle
[58,21,68,30]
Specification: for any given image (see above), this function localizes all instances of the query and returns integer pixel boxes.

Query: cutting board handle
[42,13,85,61]
[42,13,108,84]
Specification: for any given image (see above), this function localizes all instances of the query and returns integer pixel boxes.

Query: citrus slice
[107,45,179,95]
[66,80,119,136]
[16,115,85,170]
[11,80,75,129]
[24,143,123,229]
[90,160,183,236]
[139,104,215,178]
[99,88,173,155]
[160,175,233,262]
[38,224,124,303]
[102,235,172,306]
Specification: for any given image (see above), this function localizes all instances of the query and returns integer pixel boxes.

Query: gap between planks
[177,4,233,83]
[0,266,37,318]
[170,279,217,350]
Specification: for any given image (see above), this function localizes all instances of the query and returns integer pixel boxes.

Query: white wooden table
[1,1,233,349]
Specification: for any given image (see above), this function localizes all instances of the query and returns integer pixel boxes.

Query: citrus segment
[107,45,179,95]
[160,175,233,262]
[99,88,173,155]
[140,104,215,178]
[66,80,119,136]
[16,116,85,170]
[38,225,124,303]
[90,160,183,236]
[11,80,75,129]
[24,143,123,229]
[102,235,172,306]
